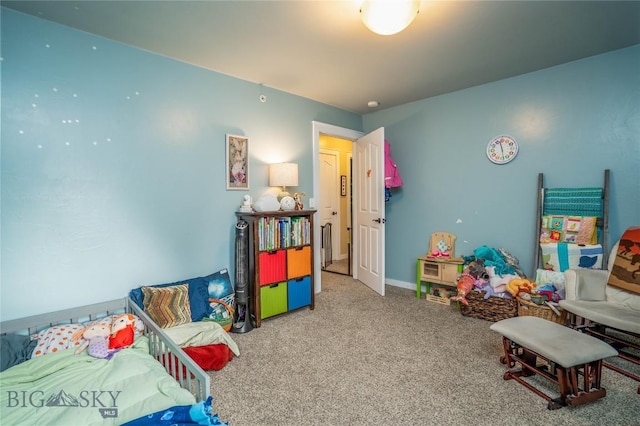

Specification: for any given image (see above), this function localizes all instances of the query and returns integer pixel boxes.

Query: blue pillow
[204,269,234,300]
[130,273,215,322]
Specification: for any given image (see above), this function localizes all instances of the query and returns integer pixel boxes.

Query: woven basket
[459,290,517,322]
[517,297,567,325]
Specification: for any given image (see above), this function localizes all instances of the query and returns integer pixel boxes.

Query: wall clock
[486,135,518,164]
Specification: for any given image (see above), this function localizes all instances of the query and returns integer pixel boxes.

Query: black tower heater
[231,219,254,333]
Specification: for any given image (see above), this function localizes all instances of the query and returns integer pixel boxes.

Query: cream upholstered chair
[560,241,640,393]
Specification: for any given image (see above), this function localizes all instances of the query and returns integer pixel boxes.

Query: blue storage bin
[288,276,311,310]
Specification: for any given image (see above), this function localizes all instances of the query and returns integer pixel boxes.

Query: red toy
[451,273,476,306]
[109,314,137,350]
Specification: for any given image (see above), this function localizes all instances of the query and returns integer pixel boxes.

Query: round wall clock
[486,135,518,164]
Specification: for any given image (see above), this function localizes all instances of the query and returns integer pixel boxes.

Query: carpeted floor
[211,272,640,425]
[322,258,350,276]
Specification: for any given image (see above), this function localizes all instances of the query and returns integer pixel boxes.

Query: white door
[354,127,385,296]
[319,149,340,265]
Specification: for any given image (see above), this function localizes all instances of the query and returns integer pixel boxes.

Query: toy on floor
[451,272,476,306]
[426,231,462,260]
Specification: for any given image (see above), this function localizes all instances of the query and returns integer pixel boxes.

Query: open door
[354,127,385,296]
[319,149,341,269]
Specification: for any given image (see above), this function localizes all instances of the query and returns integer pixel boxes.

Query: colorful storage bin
[260,282,287,319]
[288,276,312,310]
[259,250,286,285]
[287,246,311,278]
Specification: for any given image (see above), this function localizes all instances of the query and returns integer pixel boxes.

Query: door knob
[373,218,381,223]
[332,211,337,215]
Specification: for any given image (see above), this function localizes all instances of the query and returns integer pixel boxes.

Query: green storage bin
[260,281,288,319]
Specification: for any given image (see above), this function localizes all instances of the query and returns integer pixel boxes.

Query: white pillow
[163,321,240,356]
[31,324,85,357]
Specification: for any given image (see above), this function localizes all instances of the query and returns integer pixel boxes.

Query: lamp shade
[360,0,420,36]
[269,163,299,187]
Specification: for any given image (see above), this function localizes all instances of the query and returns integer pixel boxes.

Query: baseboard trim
[385,278,417,291]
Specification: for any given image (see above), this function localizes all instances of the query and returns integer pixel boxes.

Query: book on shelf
[256,215,310,250]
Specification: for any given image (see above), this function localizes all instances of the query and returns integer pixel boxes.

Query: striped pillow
[142,284,192,328]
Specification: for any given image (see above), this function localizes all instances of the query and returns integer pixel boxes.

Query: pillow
[205,268,235,322]
[0,334,38,371]
[162,321,240,356]
[535,269,565,292]
[183,344,234,371]
[31,324,85,357]
[141,284,192,328]
[130,274,214,322]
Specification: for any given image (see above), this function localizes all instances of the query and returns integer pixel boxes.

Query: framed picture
[341,175,347,196]
[226,134,249,190]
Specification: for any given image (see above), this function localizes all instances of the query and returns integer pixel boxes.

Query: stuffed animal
[293,192,306,211]
[466,259,488,280]
[72,323,118,359]
[109,314,136,350]
[450,273,476,306]
[505,278,537,297]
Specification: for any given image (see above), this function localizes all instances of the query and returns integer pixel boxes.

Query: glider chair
[560,238,640,394]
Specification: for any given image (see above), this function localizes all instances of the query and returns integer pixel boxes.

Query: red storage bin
[258,250,286,285]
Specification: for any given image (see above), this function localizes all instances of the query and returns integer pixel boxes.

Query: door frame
[312,121,363,293]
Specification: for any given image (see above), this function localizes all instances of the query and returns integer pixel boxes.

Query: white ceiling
[4,0,640,114]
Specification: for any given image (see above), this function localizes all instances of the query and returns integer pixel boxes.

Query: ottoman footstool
[490,316,618,409]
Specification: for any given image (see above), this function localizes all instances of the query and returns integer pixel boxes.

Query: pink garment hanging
[384,139,403,188]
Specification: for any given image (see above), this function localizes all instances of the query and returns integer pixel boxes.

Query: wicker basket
[459,290,517,322]
[517,297,567,325]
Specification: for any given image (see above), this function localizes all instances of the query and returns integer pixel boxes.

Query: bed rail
[0,298,210,402]
[0,298,128,336]
[126,298,211,401]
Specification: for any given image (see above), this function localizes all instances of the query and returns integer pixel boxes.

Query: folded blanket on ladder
[540,243,603,272]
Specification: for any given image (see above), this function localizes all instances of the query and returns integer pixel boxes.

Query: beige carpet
[211,272,640,425]
[322,258,350,276]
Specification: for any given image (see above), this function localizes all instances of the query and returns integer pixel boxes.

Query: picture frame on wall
[226,134,249,190]
[341,175,347,196]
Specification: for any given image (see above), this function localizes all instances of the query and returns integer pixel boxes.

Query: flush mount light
[368,101,380,108]
[360,0,420,36]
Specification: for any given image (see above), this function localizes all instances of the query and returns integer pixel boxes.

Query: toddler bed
[0,297,211,425]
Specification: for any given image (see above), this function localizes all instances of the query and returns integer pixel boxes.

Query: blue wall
[0,9,361,320]
[365,45,640,285]
[2,9,639,320]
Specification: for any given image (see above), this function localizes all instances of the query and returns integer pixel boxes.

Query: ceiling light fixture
[360,0,420,36]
